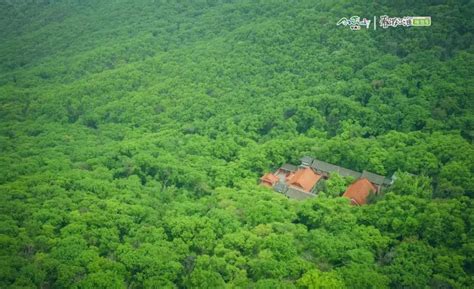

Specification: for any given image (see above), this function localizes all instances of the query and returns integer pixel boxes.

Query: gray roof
[383,177,393,185]
[361,170,387,185]
[285,187,315,200]
[300,156,313,166]
[311,159,362,179]
[334,167,362,179]
[280,163,297,172]
[311,159,339,172]
[274,182,288,193]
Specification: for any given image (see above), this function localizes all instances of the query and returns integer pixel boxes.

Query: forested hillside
[0,0,473,288]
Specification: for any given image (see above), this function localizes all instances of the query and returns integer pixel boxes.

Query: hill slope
[0,1,473,288]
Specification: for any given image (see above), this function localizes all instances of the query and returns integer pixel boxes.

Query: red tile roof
[343,178,377,205]
[286,167,321,192]
[260,173,279,187]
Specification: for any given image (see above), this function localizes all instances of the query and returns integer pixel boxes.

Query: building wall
[285,187,315,200]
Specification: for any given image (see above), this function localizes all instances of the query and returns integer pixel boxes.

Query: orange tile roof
[343,178,377,205]
[286,167,321,192]
[260,173,279,187]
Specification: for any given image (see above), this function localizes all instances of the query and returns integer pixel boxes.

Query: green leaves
[383,240,434,289]
[297,269,346,289]
[0,0,472,288]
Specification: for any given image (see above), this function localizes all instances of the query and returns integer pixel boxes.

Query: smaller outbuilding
[342,178,377,205]
[260,173,279,188]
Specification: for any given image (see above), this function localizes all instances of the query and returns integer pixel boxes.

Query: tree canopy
[0,0,473,288]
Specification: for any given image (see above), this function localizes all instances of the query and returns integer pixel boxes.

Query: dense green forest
[0,0,473,288]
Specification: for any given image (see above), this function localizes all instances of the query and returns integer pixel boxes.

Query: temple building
[260,163,322,200]
[260,156,393,204]
[342,178,377,205]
